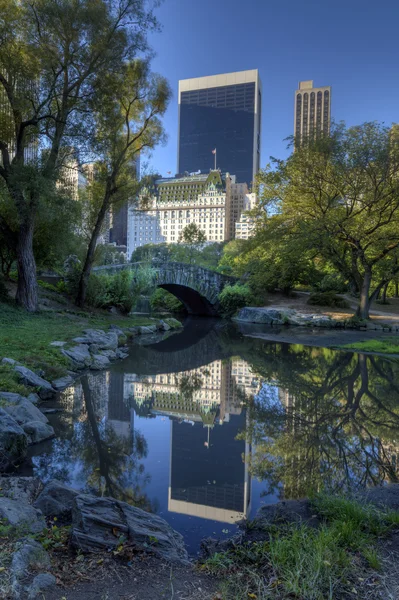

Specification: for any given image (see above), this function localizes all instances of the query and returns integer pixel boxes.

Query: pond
[23,318,399,554]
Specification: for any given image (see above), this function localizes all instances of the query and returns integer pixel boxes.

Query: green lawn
[0,301,152,393]
[341,336,399,354]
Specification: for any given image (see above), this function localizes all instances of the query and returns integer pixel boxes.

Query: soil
[43,554,217,600]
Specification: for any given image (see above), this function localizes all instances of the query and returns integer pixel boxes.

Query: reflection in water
[28,322,399,548]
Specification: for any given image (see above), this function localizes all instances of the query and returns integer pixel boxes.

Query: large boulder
[0,409,28,471]
[28,573,56,599]
[91,354,110,370]
[0,496,46,533]
[51,375,75,390]
[11,539,51,598]
[22,421,55,444]
[72,329,119,351]
[34,480,79,520]
[62,344,92,370]
[2,396,49,426]
[71,494,189,564]
[13,366,55,400]
[234,307,287,325]
[0,476,42,504]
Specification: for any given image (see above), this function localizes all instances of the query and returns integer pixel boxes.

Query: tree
[0,0,158,311]
[257,123,399,318]
[75,60,170,307]
[178,223,207,264]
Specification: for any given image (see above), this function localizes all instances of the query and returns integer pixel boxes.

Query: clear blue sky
[147,0,398,177]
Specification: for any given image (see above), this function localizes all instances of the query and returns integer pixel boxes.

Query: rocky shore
[0,317,183,473]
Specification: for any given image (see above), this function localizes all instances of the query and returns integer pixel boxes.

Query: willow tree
[0,0,158,311]
[257,123,399,319]
[75,60,170,307]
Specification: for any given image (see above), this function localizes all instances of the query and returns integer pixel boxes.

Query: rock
[138,325,157,335]
[23,421,55,444]
[71,494,189,564]
[91,354,110,370]
[234,307,286,325]
[27,393,40,405]
[28,573,57,599]
[1,357,20,366]
[11,540,50,593]
[34,480,79,520]
[0,391,26,404]
[163,318,183,329]
[200,532,244,558]
[14,366,55,400]
[254,499,320,529]
[100,349,117,361]
[126,326,140,336]
[358,483,399,511]
[2,396,49,426]
[62,344,92,369]
[0,496,46,533]
[0,409,28,471]
[50,341,66,347]
[51,375,74,390]
[0,476,43,504]
[72,329,119,351]
[115,348,129,360]
[158,320,171,331]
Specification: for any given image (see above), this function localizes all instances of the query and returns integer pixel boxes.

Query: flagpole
[214,148,217,171]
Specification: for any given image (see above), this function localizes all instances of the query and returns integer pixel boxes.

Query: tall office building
[294,80,331,145]
[178,70,262,187]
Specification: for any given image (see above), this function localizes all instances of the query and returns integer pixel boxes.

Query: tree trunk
[76,199,109,307]
[396,282,399,298]
[382,281,389,304]
[15,220,38,312]
[356,269,372,319]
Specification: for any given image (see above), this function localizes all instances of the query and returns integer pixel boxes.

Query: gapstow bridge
[93,261,238,316]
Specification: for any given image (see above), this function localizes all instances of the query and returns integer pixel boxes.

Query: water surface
[26,319,399,553]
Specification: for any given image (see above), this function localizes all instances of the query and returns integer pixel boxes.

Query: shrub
[308,291,350,309]
[150,288,184,313]
[0,276,9,302]
[316,273,348,293]
[218,284,253,317]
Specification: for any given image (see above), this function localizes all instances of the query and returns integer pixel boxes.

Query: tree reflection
[241,343,399,499]
[34,375,153,511]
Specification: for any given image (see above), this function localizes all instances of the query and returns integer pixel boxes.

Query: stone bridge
[93,261,238,316]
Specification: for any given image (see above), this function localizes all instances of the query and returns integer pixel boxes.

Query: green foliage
[316,272,348,293]
[0,365,29,395]
[341,337,399,354]
[36,525,71,551]
[178,223,207,264]
[84,267,156,313]
[307,291,350,308]
[150,288,184,313]
[218,284,253,317]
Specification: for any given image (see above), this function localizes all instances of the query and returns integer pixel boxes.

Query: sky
[146,0,399,178]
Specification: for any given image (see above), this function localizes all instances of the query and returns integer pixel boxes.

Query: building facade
[234,192,257,240]
[127,170,253,259]
[178,70,262,187]
[294,80,331,145]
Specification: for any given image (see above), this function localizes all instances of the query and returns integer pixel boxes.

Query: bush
[316,273,348,293]
[0,276,9,302]
[85,271,136,313]
[218,284,253,317]
[308,291,350,309]
[150,288,185,313]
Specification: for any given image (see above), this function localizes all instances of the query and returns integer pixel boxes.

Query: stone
[1,357,19,366]
[234,307,286,325]
[138,325,157,335]
[0,476,42,504]
[2,396,49,426]
[201,532,244,558]
[28,573,57,599]
[11,539,50,581]
[62,344,92,369]
[115,348,129,360]
[100,349,117,361]
[34,480,79,520]
[71,494,189,564]
[51,375,74,390]
[158,320,171,331]
[254,499,320,529]
[91,354,110,370]
[72,329,119,351]
[27,393,40,405]
[126,326,140,336]
[0,409,28,471]
[358,483,399,511]
[50,341,67,347]
[22,421,55,444]
[14,366,55,400]
[0,391,26,404]
[0,496,46,533]
[163,318,183,329]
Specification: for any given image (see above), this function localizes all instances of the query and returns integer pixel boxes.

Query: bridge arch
[93,261,238,316]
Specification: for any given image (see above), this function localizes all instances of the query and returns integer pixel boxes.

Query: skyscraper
[178,70,262,187]
[294,80,331,145]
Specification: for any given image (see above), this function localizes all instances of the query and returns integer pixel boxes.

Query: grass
[0,300,153,394]
[201,493,399,600]
[341,336,399,354]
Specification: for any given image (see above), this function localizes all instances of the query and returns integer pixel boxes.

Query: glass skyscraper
[178,70,262,187]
